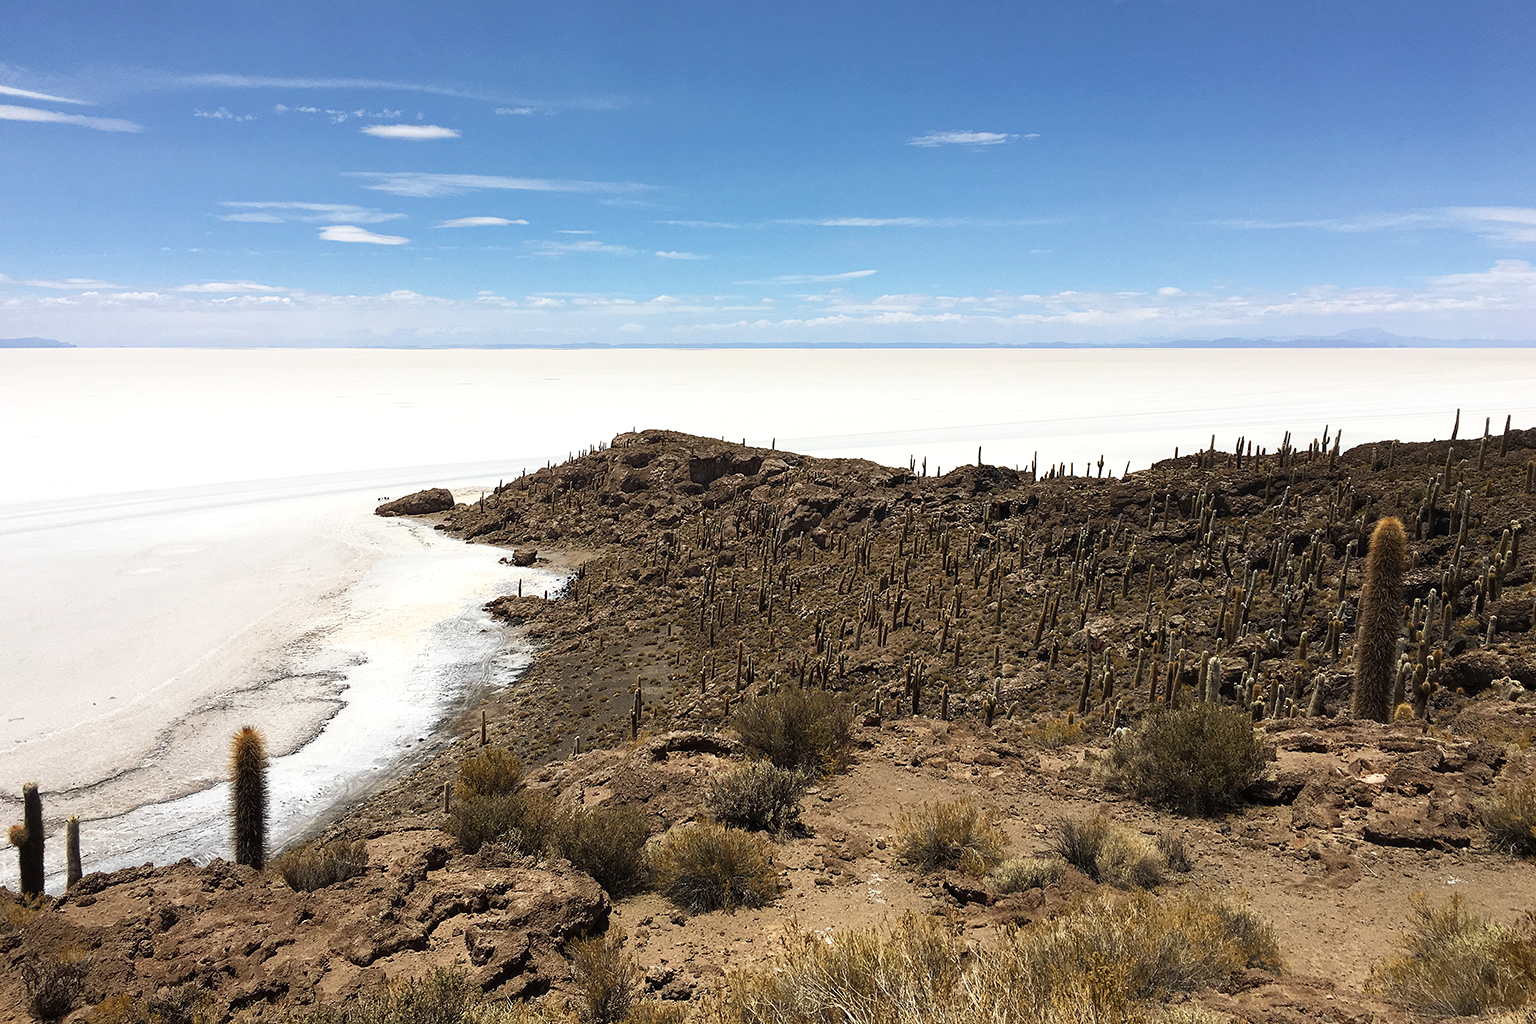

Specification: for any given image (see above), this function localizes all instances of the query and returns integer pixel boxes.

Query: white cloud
[780,217,966,227]
[346,171,652,198]
[526,239,635,257]
[0,104,142,132]
[907,130,1020,147]
[494,106,537,115]
[556,229,595,234]
[435,216,527,228]
[167,73,626,110]
[318,225,410,245]
[10,277,122,289]
[656,251,705,260]
[1216,207,1536,245]
[0,84,91,105]
[195,106,254,121]
[735,270,879,285]
[1158,287,1183,296]
[220,202,405,224]
[617,323,646,332]
[361,123,461,140]
[176,281,287,293]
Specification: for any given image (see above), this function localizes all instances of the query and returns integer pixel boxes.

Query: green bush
[990,856,1066,894]
[651,823,778,913]
[894,798,1010,876]
[555,804,652,897]
[730,688,853,775]
[272,839,370,892]
[704,760,808,833]
[445,789,557,856]
[1370,893,1536,1016]
[1478,778,1536,857]
[1106,704,1267,815]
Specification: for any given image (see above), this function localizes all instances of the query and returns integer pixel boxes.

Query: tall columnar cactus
[7,782,45,896]
[66,816,82,889]
[230,727,269,869]
[1352,517,1408,722]
[7,786,44,896]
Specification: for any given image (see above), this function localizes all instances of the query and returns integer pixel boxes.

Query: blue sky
[2,1,1535,346]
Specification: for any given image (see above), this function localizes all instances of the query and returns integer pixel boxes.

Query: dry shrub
[1106,704,1266,815]
[651,823,778,913]
[272,840,370,892]
[21,954,91,1022]
[1046,812,1112,876]
[273,970,570,1024]
[555,804,652,897]
[1370,893,1536,1016]
[990,856,1066,894]
[568,930,638,1024]
[1094,830,1166,890]
[456,748,526,799]
[710,890,1278,1024]
[621,1006,688,1024]
[1156,832,1192,873]
[705,760,808,833]
[1025,718,1085,750]
[445,789,557,856]
[1479,778,1536,857]
[729,688,853,775]
[90,984,210,1024]
[894,798,1010,876]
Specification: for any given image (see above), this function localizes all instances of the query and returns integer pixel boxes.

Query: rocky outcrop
[375,488,457,517]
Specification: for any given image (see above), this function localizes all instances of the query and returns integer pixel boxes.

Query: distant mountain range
[1134,328,1536,349]
[0,337,74,348]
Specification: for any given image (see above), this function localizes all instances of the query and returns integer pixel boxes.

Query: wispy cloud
[0,84,91,105]
[656,251,706,260]
[1215,207,1536,245]
[656,219,743,229]
[0,104,142,132]
[908,130,1021,147]
[318,225,410,245]
[735,270,878,285]
[195,106,254,121]
[361,123,460,140]
[781,216,969,228]
[435,216,527,228]
[219,201,405,224]
[526,239,635,257]
[8,277,123,289]
[346,172,653,198]
[164,73,625,111]
[494,106,538,116]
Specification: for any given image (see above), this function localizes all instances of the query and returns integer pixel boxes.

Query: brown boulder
[375,487,456,517]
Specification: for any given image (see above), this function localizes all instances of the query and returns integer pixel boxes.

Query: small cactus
[8,782,44,896]
[66,816,82,889]
[1352,517,1408,722]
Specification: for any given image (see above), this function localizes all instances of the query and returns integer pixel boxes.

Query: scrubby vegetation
[704,760,807,833]
[989,855,1066,894]
[1044,812,1169,888]
[1093,829,1167,890]
[20,953,90,1023]
[90,983,209,1024]
[650,823,778,913]
[272,839,370,892]
[568,930,638,1024]
[894,797,1009,876]
[1022,716,1085,750]
[1370,893,1536,1016]
[1478,777,1536,857]
[1105,704,1267,815]
[712,890,1278,1024]
[554,804,652,897]
[444,749,559,856]
[729,688,852,776]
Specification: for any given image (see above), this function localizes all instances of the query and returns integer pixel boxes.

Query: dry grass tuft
[1046,811,1113,877]
[568,930,638,1024]
[1106,704,1267,815]
[990,856,1067,894]
[272,840,370,892]
[1370,893,1536,1016]
[710,890,1278,1024]
[555,804,652,897]
[456,748,526,799]
[1479,778,1536,857]
[444,789,558,856]
[651,823,778,913]
[21,953,92,1023]
[1094,830,1166,890]
[894,798,1010,876]
[705,760,808,834]
[729,688,853,776]
[1024,717,1085,750]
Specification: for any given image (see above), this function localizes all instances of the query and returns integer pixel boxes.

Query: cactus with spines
[1352,517,1408,722]
[230,727,269,869]
[66,815,82,889]
[7,782,44,896]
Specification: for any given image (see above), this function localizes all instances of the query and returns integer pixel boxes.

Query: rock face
[375,488,456,517]
[0,831,607,1020]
